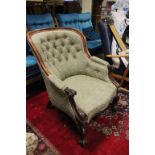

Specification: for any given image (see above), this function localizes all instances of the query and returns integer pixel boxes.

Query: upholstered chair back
[28,28,90,80]
[26,13,54,31]
[56,13,92,31]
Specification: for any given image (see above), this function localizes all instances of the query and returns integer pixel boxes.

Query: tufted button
[47,36,51,42]
[46,45,50,50]
[59,49,63,54]
[70,42,75,46]
[52,61,55,66]
[53,43,57,48]
[52,52,55,57]
[67,48,70,53]
[76,46,81,52]
[40,39,45,43]
[55,35,58,40]
[73,54,77,59]
[58,56,61,62]
[61,42,65,47]
[69,39,75,45]
[65,56,68,61]
[63,34,67,39]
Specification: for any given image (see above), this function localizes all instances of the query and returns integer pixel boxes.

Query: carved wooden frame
[27,28,127,146]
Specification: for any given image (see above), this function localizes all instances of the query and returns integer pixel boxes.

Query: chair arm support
[85,60,110,82]
[90,56,109,66]
[48,74,66,90]
[64,88,88,122]
[48,75,88,122]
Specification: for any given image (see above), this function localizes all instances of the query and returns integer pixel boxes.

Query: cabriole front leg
[77,121,88,147]
[64,87,88,146]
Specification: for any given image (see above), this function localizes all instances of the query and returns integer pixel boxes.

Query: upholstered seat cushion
[64,75,117,120]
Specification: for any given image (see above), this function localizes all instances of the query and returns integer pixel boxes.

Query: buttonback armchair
[27,28,125,146]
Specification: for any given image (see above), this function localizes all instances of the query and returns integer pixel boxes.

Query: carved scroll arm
[64,87,88,122]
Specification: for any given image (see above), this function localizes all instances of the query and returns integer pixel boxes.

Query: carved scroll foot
[79,138,87,147]
[46,101,54,109]
[77,122,87,147]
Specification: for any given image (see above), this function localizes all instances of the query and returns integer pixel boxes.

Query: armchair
[98,18,129,90]
[26,13,54,85]
[27,27,124,146]
[56,13,102,55]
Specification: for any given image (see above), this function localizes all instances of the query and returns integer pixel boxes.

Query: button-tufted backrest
[56,13,93,31]
[28,28,90,80]
[26,13,54,31]
[78,13,92,30]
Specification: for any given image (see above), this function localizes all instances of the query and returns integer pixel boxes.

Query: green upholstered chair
[27,28,120,146]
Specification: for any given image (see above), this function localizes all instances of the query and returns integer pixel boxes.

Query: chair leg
[77,122,87,147]
[46,100,54,109]
[111,95,120,114]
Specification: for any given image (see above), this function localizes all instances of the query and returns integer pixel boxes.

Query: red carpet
[27,91,129,155]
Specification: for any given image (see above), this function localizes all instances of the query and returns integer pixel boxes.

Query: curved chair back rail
[27,28,91,77]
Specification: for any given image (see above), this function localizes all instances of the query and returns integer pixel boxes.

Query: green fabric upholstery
[90,56,109,66]
[64,75,116,121]
[48,74,66,90]
[28,28,117,123]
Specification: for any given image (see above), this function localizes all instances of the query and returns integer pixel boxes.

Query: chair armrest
[84,59,110,82]
[90,56,109,66]
[48,74,67,91]
[48,74,87,121]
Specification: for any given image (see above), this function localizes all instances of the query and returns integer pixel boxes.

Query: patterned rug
[26,125,56,155]
[26,91,129,155]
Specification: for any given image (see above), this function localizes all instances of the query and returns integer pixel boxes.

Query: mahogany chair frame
[27,28,128,146]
